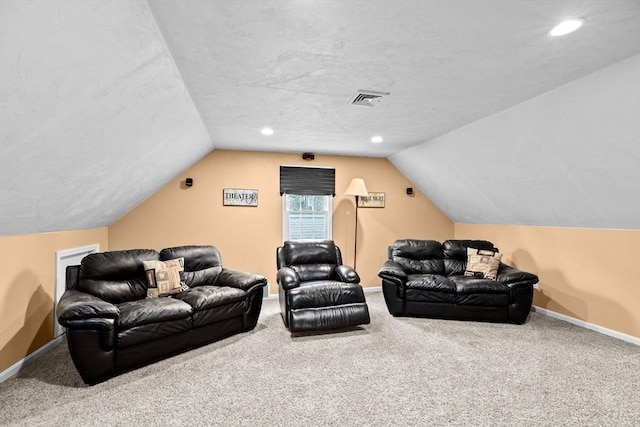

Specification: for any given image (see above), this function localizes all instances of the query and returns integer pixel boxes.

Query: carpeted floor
[1,291,638,426]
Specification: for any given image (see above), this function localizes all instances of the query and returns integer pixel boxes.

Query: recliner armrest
[277,267,301,290]
[334,265,360,283]
[56,289,119,328]
[216,268,267,293]
[378,260,408,283]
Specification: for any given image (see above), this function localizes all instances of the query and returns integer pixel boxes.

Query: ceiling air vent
[349,90,390,107]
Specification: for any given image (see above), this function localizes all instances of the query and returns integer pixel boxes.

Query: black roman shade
[279,166,335,196]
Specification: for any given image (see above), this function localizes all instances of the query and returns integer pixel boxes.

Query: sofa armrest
[334,265,360,283]
[216,268,267,293]
[378,260,408,283]
[56,289,119,329]
[497,264,538,287]
[277,267,300,290]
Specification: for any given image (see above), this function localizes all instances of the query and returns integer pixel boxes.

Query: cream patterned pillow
[464,248,502,280]
[143,258,188,298]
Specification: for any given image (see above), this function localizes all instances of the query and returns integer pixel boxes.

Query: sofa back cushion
[160,245,222,287]
[79,249,159,303]
[279,240,340,282]
[442,240,498,276]
[391,239,445,275]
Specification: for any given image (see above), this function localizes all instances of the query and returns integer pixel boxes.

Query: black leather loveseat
[56,245,267,384]
[378,239,538,324]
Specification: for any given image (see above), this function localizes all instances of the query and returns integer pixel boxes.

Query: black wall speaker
[302,153,315,161]
[406,187,414,195]
[185,178,193,187]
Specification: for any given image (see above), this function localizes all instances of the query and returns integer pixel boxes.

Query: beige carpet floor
[1,291,638,426]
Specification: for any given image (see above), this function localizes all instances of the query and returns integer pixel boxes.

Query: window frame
[282,193,333,242]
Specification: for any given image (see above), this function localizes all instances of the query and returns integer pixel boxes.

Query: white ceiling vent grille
[349,90,390,107]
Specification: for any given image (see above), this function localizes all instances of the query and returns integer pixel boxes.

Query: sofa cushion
[116,318,192,349]
[443,240,497,259]
[79,249,159,303]
[143,258,187,298]
[172,286,246,312]
[115,298,193,347]
[449,276,510,306]
[464,248,502,280]
[160,246,222,287]
[405,274,455,303]
[172,285,248,327]
[392,239,444,259]
[391,239,445,275]
[193,301,248,328]
[116,297,193,329]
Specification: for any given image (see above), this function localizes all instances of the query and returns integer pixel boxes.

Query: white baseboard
[0,335,65,383]
[532,306,639,346]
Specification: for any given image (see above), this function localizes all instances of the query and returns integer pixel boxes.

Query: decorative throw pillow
[464,248,502,280]
[143,258,188,298]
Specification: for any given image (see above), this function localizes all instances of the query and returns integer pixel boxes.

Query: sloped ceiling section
[0,0,212,236]
[390,55,640,230]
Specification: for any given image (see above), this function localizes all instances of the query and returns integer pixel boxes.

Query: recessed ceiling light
[371,136,383,143]
[550,18,585,36]
[261,127,274,136]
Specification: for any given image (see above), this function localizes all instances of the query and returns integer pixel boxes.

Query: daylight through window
[283,194,332,241]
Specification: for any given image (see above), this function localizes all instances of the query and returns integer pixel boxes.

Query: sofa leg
[243,287,264,330]
[382,281,405,316]
[509,286,534,324]
[67,329,115,385]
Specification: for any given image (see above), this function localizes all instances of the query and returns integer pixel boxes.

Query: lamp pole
[345,178,368,271]
[354,195,360,270]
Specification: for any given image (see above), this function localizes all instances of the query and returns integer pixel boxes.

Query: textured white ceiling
[149,0,640,156]
[1,0,639,236]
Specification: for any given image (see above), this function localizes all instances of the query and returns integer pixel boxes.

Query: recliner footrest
[289,303,370,332]
[288,281,366,310]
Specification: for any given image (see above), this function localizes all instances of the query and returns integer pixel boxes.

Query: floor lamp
[345,178,368,271]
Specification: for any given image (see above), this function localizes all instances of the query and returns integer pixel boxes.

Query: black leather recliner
[56,245,267,384]
[378,239,538,324]
[276,240,370,333]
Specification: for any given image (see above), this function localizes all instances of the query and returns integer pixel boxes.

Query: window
[279,166,335,242]
[283,194,332,241]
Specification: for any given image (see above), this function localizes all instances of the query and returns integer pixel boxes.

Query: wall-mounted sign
[358,192,385,208]
[223,188,258,206]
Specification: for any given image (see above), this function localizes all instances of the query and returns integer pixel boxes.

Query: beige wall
[2,152,638,374]
[455,223,640,338]
[109,150,454,294]
[0,228,108,372]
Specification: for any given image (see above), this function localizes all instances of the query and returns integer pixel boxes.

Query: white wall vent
[349,90,390,107]
[55,244,100,337]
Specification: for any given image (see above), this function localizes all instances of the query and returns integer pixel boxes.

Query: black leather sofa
[56,245,267,384]
[378,239,538,324]
[276,240,370,333]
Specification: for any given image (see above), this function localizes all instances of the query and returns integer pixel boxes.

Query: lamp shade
[345,178,368,197]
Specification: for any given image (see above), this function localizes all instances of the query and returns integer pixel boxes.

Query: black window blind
[279,166,335,196]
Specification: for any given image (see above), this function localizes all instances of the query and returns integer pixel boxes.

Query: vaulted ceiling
[1,0,639,236]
